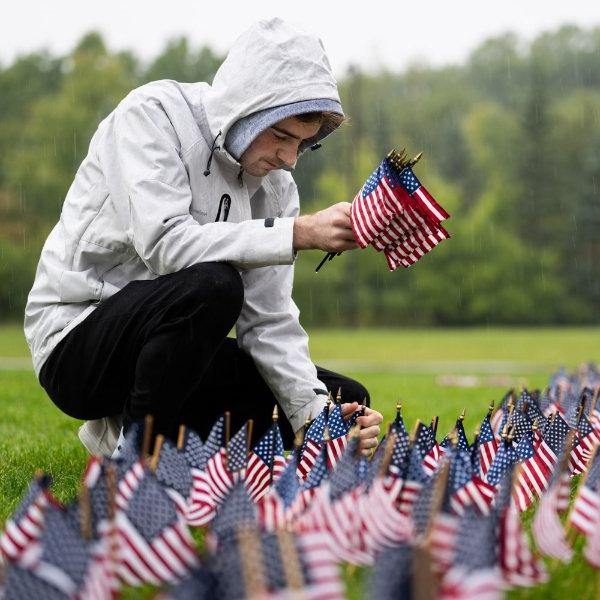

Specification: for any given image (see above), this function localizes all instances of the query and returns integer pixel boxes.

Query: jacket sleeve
[104,95,296,274]
[236,182,328,433]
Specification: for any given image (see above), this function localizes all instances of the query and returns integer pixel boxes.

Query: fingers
[358,424,381,441]
[340,402,359,419]
[356,408,383,429]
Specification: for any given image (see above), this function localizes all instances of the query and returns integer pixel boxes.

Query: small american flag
[0,474,53,563]
[114,462,198,586]
[398,441,431,517]
[350,157,450,271]
[485,440,518,486]
[439,508,503,600]
[297,408,328,480]
[325,405,350,470]
[496,469,548,587]
[478,413,499,477]
[245,421,287,502]
[568,445,600,536]
[155,438,193,515]
[257,453,301,531]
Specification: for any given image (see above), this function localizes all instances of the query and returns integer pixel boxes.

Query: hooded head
[203,18,344,170]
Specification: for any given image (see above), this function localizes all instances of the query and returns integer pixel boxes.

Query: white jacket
[24,18,342,434]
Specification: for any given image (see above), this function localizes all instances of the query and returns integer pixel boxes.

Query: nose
[276,146,298,169]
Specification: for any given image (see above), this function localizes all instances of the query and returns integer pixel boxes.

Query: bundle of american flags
[318,149,451,272]
[1,364,600,599]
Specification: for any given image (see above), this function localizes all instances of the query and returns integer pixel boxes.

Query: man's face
[239,116,322,177]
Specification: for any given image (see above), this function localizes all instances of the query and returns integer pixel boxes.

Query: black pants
[39,263,369,448]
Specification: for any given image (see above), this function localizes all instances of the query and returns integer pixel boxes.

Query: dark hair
[296,111,346,131]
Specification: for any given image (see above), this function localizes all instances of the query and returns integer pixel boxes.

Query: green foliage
[0,26,599,323]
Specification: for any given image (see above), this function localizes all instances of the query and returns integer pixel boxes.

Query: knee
[183,262,244,316]
[338,378,370,407]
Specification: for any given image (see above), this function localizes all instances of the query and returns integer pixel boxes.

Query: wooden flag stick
[105,463,118,570]
[149,434,164,472]
[223,411,231,469]
[177,425,186,450]
[238,526,267,598]
[430,416,439,440]
[269,407,279,486]
[409,419,422,445]
[276,529,305,593]
[141,414,154,459]
[79,481,93,541]
[247,419,254,457]
[379,426,396,476]
[592,384,600,411]
[422,459,451,547]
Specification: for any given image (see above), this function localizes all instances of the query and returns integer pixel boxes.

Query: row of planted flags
[1,365,600,599]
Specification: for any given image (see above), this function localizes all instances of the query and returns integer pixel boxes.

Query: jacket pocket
[59,268,102,303]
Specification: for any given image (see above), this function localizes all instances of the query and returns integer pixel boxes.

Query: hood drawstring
[203,130,222,176]
[237,166,244,187]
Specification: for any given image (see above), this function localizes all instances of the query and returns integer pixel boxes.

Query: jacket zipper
[215,194,231,222]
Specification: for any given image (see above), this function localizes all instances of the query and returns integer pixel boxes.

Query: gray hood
[203,18,342,148]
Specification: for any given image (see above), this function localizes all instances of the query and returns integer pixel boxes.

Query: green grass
[0,325,598,598]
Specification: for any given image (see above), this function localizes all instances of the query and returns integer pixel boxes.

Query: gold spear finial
[532,418,539,431]
[336,387,342,404]
[408,152,423,167]
[458,408,466,422]
[487,399,495,416]
[272,405,279,422]
[396,400,402,417]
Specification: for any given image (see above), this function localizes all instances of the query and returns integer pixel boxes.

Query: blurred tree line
[0,26,599,326]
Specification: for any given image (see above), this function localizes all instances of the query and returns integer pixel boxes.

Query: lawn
[0,324,598,598]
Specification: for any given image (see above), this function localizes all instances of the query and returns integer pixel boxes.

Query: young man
[24,18,382,455]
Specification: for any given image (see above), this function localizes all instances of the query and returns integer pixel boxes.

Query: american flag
[423,443,446,476]
[447,450,496,516]
[350,158,407,248]
[114,462,198,586]
[478,413,499,477]
[485,440,518,486]
[210,481,257,546]
[515,430,535,461]
[350,157,450,271]
[0,474,53,563]
[20,501,114,600]
[499,498,548,586]
[398,441,431,517]
[568,445,600,536]
[155,438,193,515]
[256,452,301,531]
[510,410,533,444]
[309,437,372,565]
[324,405,350,470]
[358,476,413,556]
[0,563,71,599]
[297,408,328,480]
[369,543,413,599]
[569,413,599,475]
[187,418,250,528]
[439,508,503,600]
[532,477,573,562]
[245,420,287,502]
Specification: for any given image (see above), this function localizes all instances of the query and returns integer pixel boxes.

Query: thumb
[340,402,359,417]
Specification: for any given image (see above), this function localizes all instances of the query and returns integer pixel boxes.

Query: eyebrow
[271,125,302,141]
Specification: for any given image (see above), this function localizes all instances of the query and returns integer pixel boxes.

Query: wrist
[293,214,314,251]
